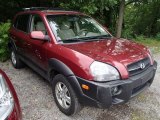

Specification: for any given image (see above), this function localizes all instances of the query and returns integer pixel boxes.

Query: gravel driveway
[0,55,160,120]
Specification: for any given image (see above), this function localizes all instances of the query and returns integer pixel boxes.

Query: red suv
[8,7,157,115]
[0,69,22,120]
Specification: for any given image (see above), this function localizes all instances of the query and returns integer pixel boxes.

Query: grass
[134,37,160,54]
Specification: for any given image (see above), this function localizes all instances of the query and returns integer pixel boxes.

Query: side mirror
[30,31,50,41]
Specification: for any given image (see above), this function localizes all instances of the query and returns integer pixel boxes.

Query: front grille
[127,57,151,76]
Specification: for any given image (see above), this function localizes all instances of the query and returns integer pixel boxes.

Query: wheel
[10,48,25,69]
[52,74,81,115]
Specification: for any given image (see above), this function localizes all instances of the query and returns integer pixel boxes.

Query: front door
[27,14,49,72]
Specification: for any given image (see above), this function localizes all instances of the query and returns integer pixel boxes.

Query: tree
[124,0,160,37]
[116,0,125,38]
[0,0,159,38]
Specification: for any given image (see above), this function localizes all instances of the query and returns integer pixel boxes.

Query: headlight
[0,74,14,120]
[90,61,120,82]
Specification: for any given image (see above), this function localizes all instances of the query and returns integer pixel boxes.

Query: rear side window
[15,14,30,33]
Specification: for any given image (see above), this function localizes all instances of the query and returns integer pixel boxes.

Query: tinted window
[16,14,30,32]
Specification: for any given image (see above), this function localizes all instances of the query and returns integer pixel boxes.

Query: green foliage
[134,36,160,54]
[59,1,98,15]
[156,33,160,41]
[0,21,11,62]
[0,0,160,38]
[58,0,118,15]
[124,1,160,38]
[135,35,146,41]
[56,0,160,38]
[122,27,134,39]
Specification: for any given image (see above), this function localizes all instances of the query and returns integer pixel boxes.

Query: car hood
[63,38,149,67]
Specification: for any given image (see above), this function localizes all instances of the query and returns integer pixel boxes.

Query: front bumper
[75,61,157,108]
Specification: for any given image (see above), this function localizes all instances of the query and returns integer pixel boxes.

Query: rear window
[14,14,30,33]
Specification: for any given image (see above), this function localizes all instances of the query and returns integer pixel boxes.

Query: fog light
[111,86,122,96]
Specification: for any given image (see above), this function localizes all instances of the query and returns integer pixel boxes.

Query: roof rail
[22,7,47,11]
[22,7,66,11]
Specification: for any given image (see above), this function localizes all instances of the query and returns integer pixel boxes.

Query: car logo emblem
[140,63,145,69]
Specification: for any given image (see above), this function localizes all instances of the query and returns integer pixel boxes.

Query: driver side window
[30,14,47,35]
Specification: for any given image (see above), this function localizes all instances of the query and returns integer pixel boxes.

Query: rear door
[10,14,31,57]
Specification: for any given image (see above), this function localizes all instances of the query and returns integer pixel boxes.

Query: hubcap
[55,82,71,109]
[11,51,16,65]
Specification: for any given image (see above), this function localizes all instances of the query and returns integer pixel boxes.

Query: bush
[135,35,146,41]
[156,33,160,41]
[122,28,134,39]
[0,21,11,62]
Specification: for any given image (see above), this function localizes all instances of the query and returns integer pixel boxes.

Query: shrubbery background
[0,21,11,62]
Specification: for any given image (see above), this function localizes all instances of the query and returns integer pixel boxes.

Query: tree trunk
[116,0,125,38]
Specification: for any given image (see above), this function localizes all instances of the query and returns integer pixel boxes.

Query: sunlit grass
[134,37,160,54]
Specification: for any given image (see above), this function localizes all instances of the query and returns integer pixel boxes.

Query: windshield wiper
[58,38,84,43]
[58,35,112,43]
[84,35,112,40]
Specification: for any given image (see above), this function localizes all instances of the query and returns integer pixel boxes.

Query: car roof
[17,7,84,16]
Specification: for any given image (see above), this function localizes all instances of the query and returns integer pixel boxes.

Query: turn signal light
[82,84,89,90]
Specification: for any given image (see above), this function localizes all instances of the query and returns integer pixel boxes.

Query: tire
[52,74,81,115]
[10,48,25,69]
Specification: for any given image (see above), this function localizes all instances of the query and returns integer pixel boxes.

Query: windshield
[47,15,112,43]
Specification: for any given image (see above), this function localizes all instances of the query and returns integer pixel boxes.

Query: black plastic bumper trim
[74,61,157,108]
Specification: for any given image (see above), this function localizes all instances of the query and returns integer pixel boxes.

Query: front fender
[49,58,74,77]
[48,58,84,98]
